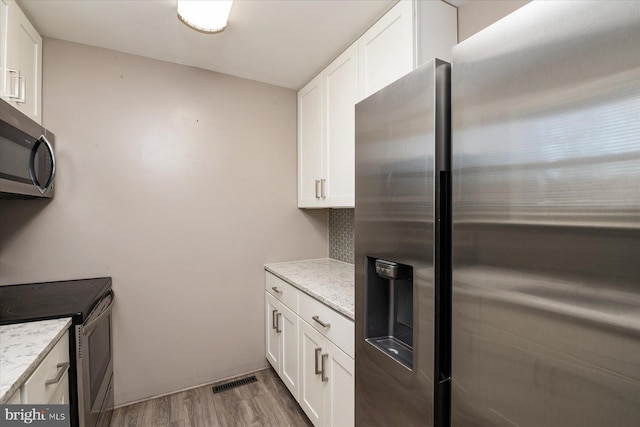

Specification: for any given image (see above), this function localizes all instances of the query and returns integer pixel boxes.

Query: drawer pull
[45,362,70,386]
[271,286,283,295]
[312,315,330,329]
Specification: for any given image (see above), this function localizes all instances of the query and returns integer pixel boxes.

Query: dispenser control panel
[375,259,411,280]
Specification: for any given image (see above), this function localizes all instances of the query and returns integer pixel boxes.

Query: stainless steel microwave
[0,98,56,198]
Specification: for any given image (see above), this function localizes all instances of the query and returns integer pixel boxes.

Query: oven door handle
[83,291,115,334]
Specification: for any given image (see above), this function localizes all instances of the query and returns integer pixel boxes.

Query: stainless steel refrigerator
[451,1,640,426]
[354,59,452,426]
[355,1,640,426]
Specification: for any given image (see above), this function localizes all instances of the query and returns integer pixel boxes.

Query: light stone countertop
[265,258,355,320]
[0,318,72,404]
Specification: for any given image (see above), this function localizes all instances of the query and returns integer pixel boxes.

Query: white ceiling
[18,0,400,90]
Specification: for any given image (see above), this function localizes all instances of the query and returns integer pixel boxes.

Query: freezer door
[355,59,451,426]
[451,2,640,426]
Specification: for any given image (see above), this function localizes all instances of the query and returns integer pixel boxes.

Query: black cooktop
[0,277,112,325]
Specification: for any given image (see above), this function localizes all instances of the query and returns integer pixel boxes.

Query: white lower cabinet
[17,330,70,404]
[265,291,299,400]
[324,339,354,427]
[299,319,354,427]
[265,271,354,427]
[299,320,325,425]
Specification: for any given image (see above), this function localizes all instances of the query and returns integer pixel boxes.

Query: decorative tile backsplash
[329,209,354,265]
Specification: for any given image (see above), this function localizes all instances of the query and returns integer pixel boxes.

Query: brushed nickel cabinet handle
[321,353,328,382]
[45,362,70,386]
[16,74,26,103]
[271,286,283,295]
[6,69,19,98]
[315,180,321,199]
[312,315,330,328]
[314,348,322,375]
[272,309,278,330]
[276,312,282,333]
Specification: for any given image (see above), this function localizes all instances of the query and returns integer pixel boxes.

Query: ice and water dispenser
[365,257,414,369]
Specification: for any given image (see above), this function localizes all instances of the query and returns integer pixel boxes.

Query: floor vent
[212,375,258,394]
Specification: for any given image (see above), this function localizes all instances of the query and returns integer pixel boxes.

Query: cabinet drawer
[22,331,70,404]
[265,272,299,312]
[299,291,354,358]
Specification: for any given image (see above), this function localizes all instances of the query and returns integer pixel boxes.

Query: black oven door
[77,292,114,427]
[0,117,56,198]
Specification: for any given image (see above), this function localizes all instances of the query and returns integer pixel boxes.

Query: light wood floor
[110,368,312,427]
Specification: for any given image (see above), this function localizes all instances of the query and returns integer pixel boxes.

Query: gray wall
[0,38,327,406]
[457,0,531,42]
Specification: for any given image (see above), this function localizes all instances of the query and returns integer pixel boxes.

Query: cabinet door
[0,0,11,102]
[299,319,326,426]
[298,75,324,208]
[265,292,281,371]
[358,0,414,101]
[279,302,299,400]
[416,0,457,65]
[21,331,69,404]
[323,43,358,208]
[4,0,42,123]
[48,371,69,404]
[325,340,355,427]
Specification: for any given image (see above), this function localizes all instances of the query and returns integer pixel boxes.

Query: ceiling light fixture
[177,0,233,34]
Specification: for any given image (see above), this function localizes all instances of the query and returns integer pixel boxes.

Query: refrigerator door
[355,59,451,426]
[452,2,640,426]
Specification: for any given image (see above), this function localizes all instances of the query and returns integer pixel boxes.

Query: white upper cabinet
[0,0,42,124]
[298,75,324,208]
[298,44,358,208]
[357,0,414,101]
[322,43,358,208]
[416,0,458,65]
[298,0,457,209]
